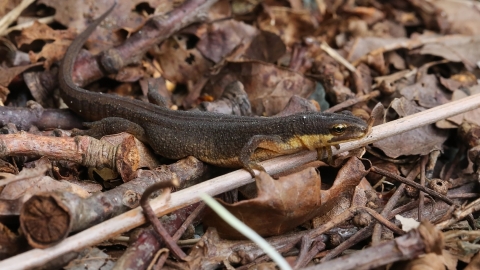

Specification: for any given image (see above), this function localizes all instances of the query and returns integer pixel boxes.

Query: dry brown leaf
[312,178,374,227]
[243,31,286,63]
[400,74,449,108]
[111,66,145,83]
[257,7,317,47]
[0,63,42,102]
[64,247,114,270]
[372,20,407,38]
[0,158,90,216]
[0,0,22,17]
[385,51,406,69]
[345,33,480,74]
[205,158,368,239]
[204,167,321,239]
[274,95,319,117]
[312,53,355,103]
[439,72,477,92]
[418,36,480,71]
[207,0,232,21]
[353,63,372,95]
[156,35,213,84]
[342,5,385,26]
[373,98,449,158]
[407,0,450,33]
[37,0,163,53]
[170,227,295,269]
[1,174,90,201]
[343,36,408,63]
[440,86,480,128]
[0,158,89,217]
[374,69,415,95]
[231,0,262,15]
[312,158,371,226]
[465,250,480,270]
[443,249,459,270]
[16,16,102,68]
[195,19,258,63]
[15,21,75,48]
[390,252,448,270]
[206,60,315,115]
[0,222,23,259]
[426,0,480,35]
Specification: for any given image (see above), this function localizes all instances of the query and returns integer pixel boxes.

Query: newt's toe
[244,163,266,178]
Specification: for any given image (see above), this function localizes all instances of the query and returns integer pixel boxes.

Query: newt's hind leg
[239,135,284,177]
[73,117,148,143]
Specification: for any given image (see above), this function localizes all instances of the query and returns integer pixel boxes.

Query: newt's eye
[330,124,347,135]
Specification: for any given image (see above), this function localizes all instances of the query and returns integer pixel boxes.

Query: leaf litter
[1,0,480,269]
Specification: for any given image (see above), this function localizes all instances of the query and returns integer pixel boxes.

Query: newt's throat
[291,134,335,151]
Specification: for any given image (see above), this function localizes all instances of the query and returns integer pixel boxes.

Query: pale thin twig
[437,0,480,8]
[436,197,480,230]
[4,16,55,35]
[0,0,36,35]
[320,42,356,72]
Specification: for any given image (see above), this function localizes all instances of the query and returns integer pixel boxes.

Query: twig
[18,157,205,248]
[307,222,443,270]
[140,180,187,261]
[308,207,404,240]
[324,195,435,262]
[294,235,326,269]
[4,16,55,35]
[320,225,373,262]
[370,166,455,205]
[443,146,463,181]
[371,186,406,244]
[372,164,419,245]
[320,42,356,72]
[2,93,480,270]
[65,0,218,87]
[435,0,480,9]
[448,193,480,199]
[0,0,35,35]
[419,156,428,221]
[325,90,380,113]
[437,197,480,230]
[236,232,315,270]
[339,93,480,152]
[154,203,206,269]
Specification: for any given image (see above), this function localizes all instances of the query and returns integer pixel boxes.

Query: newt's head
[292,111,369,146]
[325,114,369,144]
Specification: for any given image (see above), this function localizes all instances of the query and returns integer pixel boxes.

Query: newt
[58,5,369,177]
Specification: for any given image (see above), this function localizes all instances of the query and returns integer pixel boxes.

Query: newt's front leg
[316,144,341,164]
[73,117,148,143]
[239,135,284,177]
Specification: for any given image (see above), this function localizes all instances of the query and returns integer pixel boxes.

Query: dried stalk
[0,0,35,34]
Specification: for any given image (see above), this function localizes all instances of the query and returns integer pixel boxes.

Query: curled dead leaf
[205,157,368,239]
